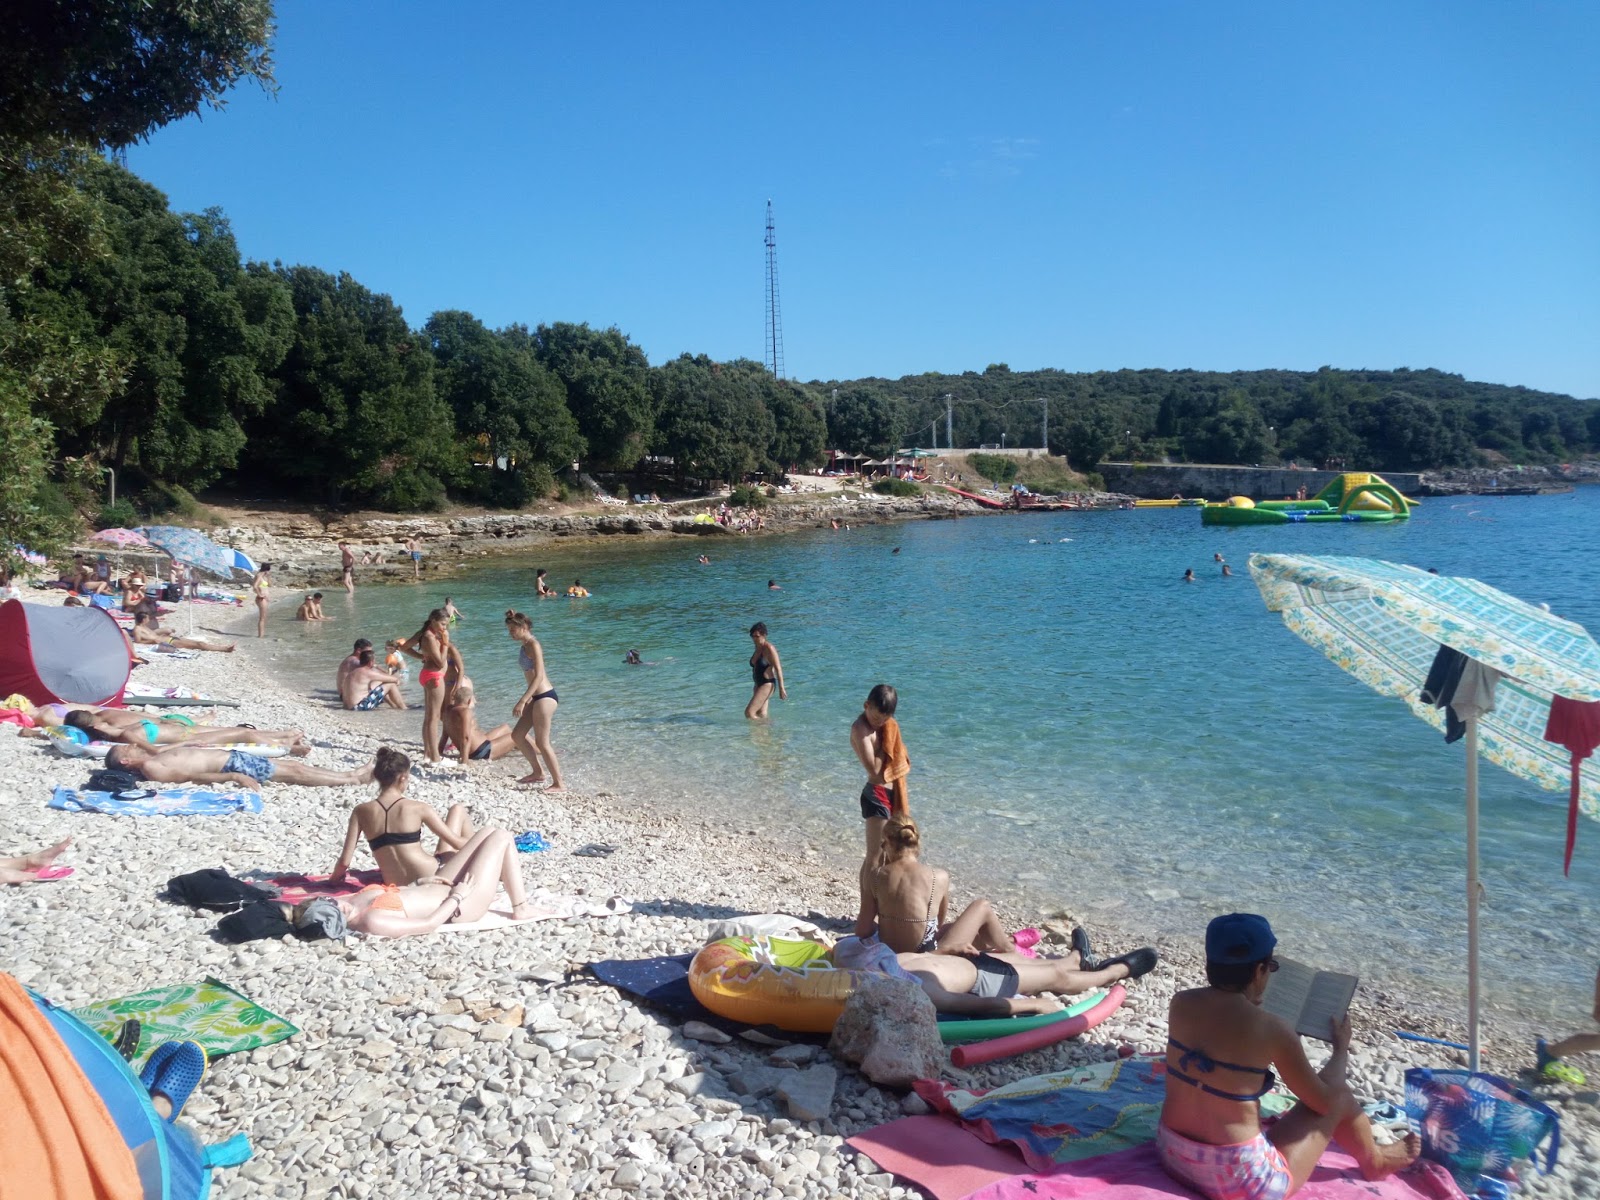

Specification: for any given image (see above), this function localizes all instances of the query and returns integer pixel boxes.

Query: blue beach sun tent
[1249,553,1600,1070]
[3,973,250,1199]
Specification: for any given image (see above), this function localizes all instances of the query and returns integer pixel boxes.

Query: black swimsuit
[367,798,422,853]
[751,653,775,686]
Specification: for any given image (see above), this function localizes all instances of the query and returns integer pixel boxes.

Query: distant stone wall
[1096,462,1425,501]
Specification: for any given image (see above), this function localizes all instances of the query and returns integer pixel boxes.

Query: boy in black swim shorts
[850,683,908,905]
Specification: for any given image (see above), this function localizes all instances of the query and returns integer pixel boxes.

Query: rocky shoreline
[195,490,1123,588]
[3,583,1594,1198]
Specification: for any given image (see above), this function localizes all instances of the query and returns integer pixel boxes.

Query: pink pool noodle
[950,985,1126,1068]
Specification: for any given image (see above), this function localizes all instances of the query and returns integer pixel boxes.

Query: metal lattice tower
[764,200,785,379]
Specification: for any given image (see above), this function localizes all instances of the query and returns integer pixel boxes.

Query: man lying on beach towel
[64,708,309,752]
[106,744,374,793]
[129,610,236,653]
[898,945,1159,1016]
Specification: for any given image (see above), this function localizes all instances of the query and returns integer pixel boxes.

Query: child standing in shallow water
[850,683,911,900]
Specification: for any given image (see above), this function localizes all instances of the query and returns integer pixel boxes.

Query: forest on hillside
[4,2,1598,574]
[815,364,1600,474]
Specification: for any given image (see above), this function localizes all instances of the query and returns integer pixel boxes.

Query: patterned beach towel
[72,977,298,1065]
[255,869,383,905]
[49,785,263,817]
[916,1057,1296,1171]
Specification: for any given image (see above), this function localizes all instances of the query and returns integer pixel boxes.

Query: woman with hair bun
[327,746,478,886]
[505,610,565,791]
[856,815,1017,955]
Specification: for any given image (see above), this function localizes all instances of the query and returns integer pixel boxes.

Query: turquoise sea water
[265,488,1600,1029]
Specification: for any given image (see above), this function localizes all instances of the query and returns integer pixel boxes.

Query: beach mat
[49,785,262,817]
[586,953,831,1044]
[72,976,298,1065]
[917,1058,1298,1172]
[964,1142,1466,1200]
[847,1116,1026,1200]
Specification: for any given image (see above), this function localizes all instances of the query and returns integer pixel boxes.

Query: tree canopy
[0,0,276,150]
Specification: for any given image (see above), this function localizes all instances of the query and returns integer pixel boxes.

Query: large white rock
[827,974,944,1089]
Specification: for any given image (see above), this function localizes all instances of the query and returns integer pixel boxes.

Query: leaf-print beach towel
[73,976,297,1064]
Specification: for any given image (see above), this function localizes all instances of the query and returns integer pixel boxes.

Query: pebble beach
[4,580,1597,1200]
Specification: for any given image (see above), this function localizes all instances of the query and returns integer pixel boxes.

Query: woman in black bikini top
[328,748,472,886]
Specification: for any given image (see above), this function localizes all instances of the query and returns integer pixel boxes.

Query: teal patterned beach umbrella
[138,526,244,580]
[1249,552,1600,1070]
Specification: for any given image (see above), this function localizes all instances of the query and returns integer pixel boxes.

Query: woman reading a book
[1158,913,1418,1200]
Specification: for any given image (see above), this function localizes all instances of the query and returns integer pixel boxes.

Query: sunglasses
[1266,958,1281,973]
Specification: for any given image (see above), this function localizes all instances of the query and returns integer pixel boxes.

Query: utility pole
[1039,396,1048,453]
[945,393,954,451]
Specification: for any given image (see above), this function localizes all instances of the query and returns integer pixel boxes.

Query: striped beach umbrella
[1250,552,1600,1069]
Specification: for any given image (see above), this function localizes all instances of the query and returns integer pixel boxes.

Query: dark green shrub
[872,478,921,498]
[729,484,768,508]
[95,499,140,529]
[967,453,1017,485]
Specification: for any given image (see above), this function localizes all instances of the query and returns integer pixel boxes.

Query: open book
[1260,958,1359,1041]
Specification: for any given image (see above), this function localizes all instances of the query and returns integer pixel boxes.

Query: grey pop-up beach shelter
[0,599,131,707]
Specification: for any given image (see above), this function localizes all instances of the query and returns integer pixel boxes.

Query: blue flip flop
[139,1040,207,1121]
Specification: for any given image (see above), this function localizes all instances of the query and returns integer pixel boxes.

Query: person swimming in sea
[623,649,643,666]
[767,580,781,590]
[535,568,557,597]
[1222,563,1233,577]
[1183,569,1196,583]
[567,579,590,597]
[745,622,786,720]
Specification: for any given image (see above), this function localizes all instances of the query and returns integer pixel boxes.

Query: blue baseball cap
[1205,913,1277,964]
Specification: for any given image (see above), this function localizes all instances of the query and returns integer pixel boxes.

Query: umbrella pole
[1466,716,1481,1073]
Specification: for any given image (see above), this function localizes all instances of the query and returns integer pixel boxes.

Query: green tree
[765,380,827,469]
[424,311,583,502]
[22,164,294,487]
[0,0,276,149]
[253,265,456,508]
[652,355,776,484]
[826,385,899,455]
[533,322,653,469]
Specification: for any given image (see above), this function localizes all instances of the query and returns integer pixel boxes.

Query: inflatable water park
[1199,472,1415,526]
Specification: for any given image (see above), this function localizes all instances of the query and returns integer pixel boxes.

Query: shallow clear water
[262,488,1600,1027]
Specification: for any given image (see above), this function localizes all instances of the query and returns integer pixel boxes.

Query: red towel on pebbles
[1544,696,1600,875]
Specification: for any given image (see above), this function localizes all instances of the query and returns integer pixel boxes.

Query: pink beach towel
[967,1143,1465,1200]
[846,1116,1025,1200]
[263,870,382,905]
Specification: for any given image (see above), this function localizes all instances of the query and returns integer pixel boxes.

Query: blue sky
[127,2,1599,398]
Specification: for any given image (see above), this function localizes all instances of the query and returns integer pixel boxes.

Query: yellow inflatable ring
[687,936,865,1033]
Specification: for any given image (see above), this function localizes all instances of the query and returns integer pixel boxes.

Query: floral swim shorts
[1156,1123,1291,1200]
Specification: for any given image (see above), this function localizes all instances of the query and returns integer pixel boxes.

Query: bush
[522,463,557,503]
[967,453,1018,485]
[370,468,445,512]
[872,478,921,498]
[95,499,140,530]
[139,481,220,526]
[729,484,768,508]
